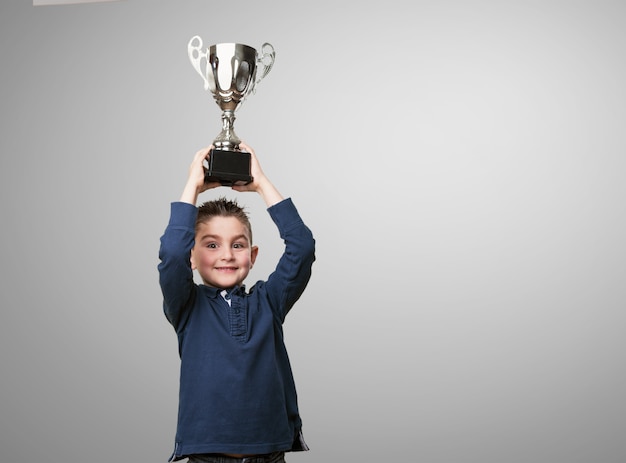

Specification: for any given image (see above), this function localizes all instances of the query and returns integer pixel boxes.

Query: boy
[158,143,315,463]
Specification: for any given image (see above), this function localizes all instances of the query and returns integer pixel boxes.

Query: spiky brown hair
[196,197,253,243]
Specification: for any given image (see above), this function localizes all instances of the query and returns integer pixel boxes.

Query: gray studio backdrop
[1,1,626,462]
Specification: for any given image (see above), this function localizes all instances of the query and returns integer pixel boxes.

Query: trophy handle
[255,43,275,84]
[188,35,210,90]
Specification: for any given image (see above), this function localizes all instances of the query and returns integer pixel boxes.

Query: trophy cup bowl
[188,37,275,186]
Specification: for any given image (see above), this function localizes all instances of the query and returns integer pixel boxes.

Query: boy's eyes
[204,242,246,249]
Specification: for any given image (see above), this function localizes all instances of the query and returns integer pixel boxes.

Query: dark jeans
[187,451,285,463]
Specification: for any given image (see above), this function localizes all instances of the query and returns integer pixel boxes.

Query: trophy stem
[213,110,241,151]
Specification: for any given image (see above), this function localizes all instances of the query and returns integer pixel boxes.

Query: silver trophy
[188,36,275,185]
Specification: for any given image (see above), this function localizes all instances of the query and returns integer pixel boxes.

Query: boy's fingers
[197,147,210,159]
[239,142,254,154]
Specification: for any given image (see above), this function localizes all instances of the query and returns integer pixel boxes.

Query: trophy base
[206,148,253,186]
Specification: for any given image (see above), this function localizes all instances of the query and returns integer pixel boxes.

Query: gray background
[1,1,626,462]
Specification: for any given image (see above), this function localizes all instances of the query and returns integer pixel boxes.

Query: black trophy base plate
[206,148,253,186]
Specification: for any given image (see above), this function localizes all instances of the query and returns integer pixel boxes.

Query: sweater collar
[201,284,246,299]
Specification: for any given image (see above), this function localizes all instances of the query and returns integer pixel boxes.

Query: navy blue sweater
[158,198,315,461]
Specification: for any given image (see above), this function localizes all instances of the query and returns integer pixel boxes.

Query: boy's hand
[180,146,221,204]
[232,142,283,207]
[232,142,267,192]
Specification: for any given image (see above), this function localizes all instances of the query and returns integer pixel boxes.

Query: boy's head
[191,197,258,289]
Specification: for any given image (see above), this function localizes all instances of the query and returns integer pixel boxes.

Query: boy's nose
[220,247,234,260]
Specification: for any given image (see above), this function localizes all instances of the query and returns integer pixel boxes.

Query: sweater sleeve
[158,202,198,330]
[264,198,316,322]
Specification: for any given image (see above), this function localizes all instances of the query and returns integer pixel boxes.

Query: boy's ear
[190,250,197,270]
[250,245,259,267]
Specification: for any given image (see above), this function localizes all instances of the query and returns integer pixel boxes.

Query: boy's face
[191,216,258,289]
